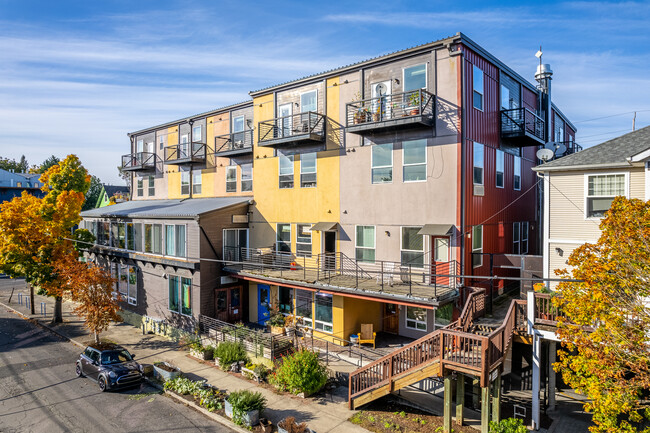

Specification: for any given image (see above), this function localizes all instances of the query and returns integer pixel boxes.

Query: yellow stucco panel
[253,94,275,159]
[343,296,382,342]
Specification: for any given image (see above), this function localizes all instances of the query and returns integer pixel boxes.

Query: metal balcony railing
[555,140,583,156]
[501,107,546,145]
[120,152,156,171]
[164,142,206,164]
[345,89,435,134]
[214,129,254,156]
[258,112,326,146]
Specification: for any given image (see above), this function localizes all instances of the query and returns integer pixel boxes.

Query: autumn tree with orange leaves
[554,197,650,433]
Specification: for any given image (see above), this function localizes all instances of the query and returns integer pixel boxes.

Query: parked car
[76,343,143,391]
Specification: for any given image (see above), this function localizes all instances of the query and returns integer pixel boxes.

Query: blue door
[258,284,271,325]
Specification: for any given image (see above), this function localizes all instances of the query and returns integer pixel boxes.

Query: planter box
[190,348,213,361]
[278,418,316,433]
[270,325,285,335]
[259,418,272,433]
[153,362,181,382]
[140,363,154,376]
[241,366,260,382]
[224,400,260,427]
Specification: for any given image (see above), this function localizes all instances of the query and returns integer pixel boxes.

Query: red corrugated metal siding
[460,45,539,277]
[522,87,538,113]
[566,125,575,142]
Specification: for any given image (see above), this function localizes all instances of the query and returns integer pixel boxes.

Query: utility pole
[633,111,637,131]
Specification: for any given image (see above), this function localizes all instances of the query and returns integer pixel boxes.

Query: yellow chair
[358,324,376,349]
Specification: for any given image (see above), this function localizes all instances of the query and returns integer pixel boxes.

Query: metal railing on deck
[258,112,326,144]
[214,130,254,154]
[223,247,459,297]
[345,89,435,127]
[164,142,206,162]
[501,107,545,142]
[121,152,156,170]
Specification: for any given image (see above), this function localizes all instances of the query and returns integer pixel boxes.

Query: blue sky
[1,0,649,183]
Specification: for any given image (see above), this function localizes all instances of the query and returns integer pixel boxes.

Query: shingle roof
[535,126,650,171]
[80,197,252,219]
[102,184,129,197]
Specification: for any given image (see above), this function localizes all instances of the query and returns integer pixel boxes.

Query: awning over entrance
[311,222,339,231]
[417,224,455,236]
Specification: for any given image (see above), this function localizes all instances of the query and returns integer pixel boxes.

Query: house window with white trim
[193,125,202,143]
[226,166,237,192]
[127,266,137,305]
[296,224,312,258]
[472,225,483,267]
[192,171,202,194]
[168,276,192,316]
[314,293,333,333]
[148,175,155,196]
[372,143,392,184]
[496,150,504,188]
[406,306,427,331]
[401,227,424,267]
[473,65,484,110]
[473,143,484,186]
[276,223,291,253]
[279,153,294,189]
[241,163,252,192]
[403,139,426,182]
[355,225,375,263]
[300,152,317,188]
[180,168,190,195]
[136,177,143,196]
[514,156,521,190]
[586,174,626,218]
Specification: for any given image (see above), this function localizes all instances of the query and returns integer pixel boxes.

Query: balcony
[345,89,435,135]
[121,152,156,172]
[258,112,326,147]
[501,107,546,146]
[164,142,206,165]
[555,140,583,157]
[223,247,459,305]
[214,130,254,156]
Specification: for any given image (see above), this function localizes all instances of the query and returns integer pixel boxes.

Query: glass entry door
[432,236,450,286]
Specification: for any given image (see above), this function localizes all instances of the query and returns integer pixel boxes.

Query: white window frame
[226,166,237,193]
[521,221,529,254]
[192,171,202,195]
[180,168,190,195]
[192,125,202,142]
[276,223,292,253]
[584,172,629,219]
[402,63,428,92]
[300,89,318,114]
[514,156,521,191]
[473,142,484,186]
[136,177,144,196]
[400,226,424,268]
[473,65,484,111]
[233,115,245,133]
[300,152,317,188]
[295,289,313,328]
[127,266,137,306]
[314,293,333,334]
[279,154,294,189]
[136,139,143,153]
[158,134,164,150]
[500,84,510,110]
[371,143,393,184]
[405,306,427,331]
[472,225,483,268]
[296,224,312,258]
[148,175,155,196]
[241,162,252,192]
[496,150,504,188]
[355,225,376,263]
[223,228,249,260]
[402,139,427,183]
[513,222,521,254]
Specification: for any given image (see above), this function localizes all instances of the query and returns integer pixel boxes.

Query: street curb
[164,390,253,433]
[0,300,86,349]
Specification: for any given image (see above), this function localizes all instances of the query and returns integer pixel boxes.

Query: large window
[276,223,291,253]
[241,163,252,192]
[223,228,248,261]
[513,222,520,254]
[279,286,293,315]
[127,266,137,305]
[401,227,424,267]
[300,152,317,188]
[355,225,375,263]
[496,150,504,188]
[193,125,202,142]
[180,168,190,195]
[314,293,333,333]
[279,154,294,189]
[226,166,237,192]
[403,139,426,182]
[175,225,186,257]
[472,225,483,268]
[521,221,529,254]
[136,178,143,197]
[165,224,186,257]
[169,276,179,313]
[181,277,191,315]
[406,306,427,331]
[126,223,135,251]
[554,113,564,142]
[371,143,392,184]
[296,289,312,327]
[514,156,521,190]
[192,171,202,195]
[117,223,126,249]
[300,90,317,114]
[473,143,484,185]
[144,223,162,254]
[165,225,175,256]
[403,64,427,91]
[296,224,312,258]
[148,175,155,196]
[168,276,192,316]
[473,65,484,110]
[586,174,626,218]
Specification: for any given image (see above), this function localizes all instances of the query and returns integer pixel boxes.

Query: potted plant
[225,389,267,427]
[408,91,421,115]
[188,337,214,361]
[153,361,181,382]
[278,416,313,433]
[268,311,286,335]
[214,341,248,371]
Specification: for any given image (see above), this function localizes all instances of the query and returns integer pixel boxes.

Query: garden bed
[349,397,477,433]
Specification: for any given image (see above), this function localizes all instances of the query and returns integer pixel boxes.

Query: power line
[573,109,650,124]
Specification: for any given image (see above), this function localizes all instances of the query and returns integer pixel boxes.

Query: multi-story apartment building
[81,33,575,346]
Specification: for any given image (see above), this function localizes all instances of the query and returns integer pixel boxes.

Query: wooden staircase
[348,289,528,409]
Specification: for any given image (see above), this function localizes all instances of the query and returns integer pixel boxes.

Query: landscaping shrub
[227,389,266,425]
[214,341,248,370]
[489,417,528,433]
[163,376,225,412]
[270,349,328,395]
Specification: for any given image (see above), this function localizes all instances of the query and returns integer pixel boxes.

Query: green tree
[82,175,103,211]
[554,197,650,433]
[0,155,29,172]
[31,155,61,174]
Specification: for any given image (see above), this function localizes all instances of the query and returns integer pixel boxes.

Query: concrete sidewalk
[0,278,367,433]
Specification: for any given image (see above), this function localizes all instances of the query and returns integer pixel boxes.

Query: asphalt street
[0,305,235,433]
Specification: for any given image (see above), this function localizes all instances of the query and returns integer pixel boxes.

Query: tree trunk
[51,296,63,324]
[94,331,100,344]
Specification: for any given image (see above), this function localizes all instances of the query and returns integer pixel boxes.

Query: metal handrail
[164,142,206,162]
[501,107,545,142]
[121,152,156,169]
[258,111,326,143]
[214,129,254,154]
[345,89,435,128]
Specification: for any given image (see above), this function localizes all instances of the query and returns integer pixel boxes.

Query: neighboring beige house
[534,126,650,284]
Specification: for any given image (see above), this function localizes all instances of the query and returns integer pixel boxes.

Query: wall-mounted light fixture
[394,78,400,85]
[555,247,564,257]
[385,231,391,237]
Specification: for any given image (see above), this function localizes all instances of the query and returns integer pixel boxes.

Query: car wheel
[75,363,84,377]
[98,375,107,392]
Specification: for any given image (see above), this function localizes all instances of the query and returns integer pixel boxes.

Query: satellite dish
[536,148,554,162]
[375,82,388,96]
[545,142,556,151]
[555,143,567,156]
